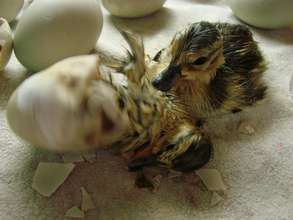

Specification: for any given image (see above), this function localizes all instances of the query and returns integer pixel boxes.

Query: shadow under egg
[107,7,175,37]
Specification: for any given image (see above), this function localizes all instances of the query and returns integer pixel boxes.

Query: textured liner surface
[1,0,293,219]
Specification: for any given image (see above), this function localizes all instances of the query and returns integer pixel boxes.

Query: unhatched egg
[102,0,167,18]
[227,0,293,29]
[14,0,103,71]
[0,0,24,22]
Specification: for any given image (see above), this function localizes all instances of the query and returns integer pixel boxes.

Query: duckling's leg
[127,134,169,170]
[128,154,158,172]
[128,153,161,189]
[172,137,212,172]
[135,170,155,189]
[158,125,212,172]
[124,145,159,189]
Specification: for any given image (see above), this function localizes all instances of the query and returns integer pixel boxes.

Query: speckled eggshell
[102,0,167,18]
[14,0,103,71]
[227,0,293,29]
[0,0,24,22]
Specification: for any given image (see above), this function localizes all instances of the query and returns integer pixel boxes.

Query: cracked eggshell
[102,0,167,18]
[227,0,293,29]
[0,0,24,22]
[14,0,103,72]
[7,55,129,152]
[0,18,13,71]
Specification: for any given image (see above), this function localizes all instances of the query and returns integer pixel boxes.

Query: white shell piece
[32,162,75,197]
[196,169,227,191]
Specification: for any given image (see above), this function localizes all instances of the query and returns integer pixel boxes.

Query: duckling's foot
[135,171,155,189]
[172,138,213,172]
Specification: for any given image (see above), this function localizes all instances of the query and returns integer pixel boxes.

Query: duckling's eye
[192,57,208,65]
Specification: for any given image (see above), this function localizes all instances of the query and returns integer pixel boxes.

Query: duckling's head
[152,21,225,92]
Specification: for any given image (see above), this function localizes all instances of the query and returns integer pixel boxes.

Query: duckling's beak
[152,65,181,92]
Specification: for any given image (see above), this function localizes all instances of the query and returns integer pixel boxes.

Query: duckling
[105,30,213,174]
[152,21,267,120]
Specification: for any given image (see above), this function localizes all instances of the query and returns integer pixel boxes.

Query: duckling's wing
[118,29,146,85]
[216,23,266,77]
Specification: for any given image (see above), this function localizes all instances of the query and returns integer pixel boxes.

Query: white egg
[227,0,293,29]
[0,0,24,22]
[14,0,103,71]
[0,18,13,71]
[102,0,167,18]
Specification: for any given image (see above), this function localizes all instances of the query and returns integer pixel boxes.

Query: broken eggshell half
[6,55,129,152]
[0,17,13,71]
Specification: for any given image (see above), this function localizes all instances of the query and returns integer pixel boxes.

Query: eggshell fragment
[102,0,167,18]
[81,187,95,211]
[82,151,97,163]
[6,55,129,152]
[0,17,13,71]
[14,0,103,71]
[196,169,227,191]
[0,0,24,22]
[32,162,75,197]
[65,206,85,218]
[210,192,224,207]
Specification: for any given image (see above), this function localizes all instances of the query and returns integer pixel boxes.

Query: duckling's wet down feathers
[152,21,267,119]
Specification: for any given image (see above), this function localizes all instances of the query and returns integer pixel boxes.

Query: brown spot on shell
[80,95,89,113]
[84,132,96,146]
[58,74,78,88]
[67,77,78,88]
[101,109,115,132]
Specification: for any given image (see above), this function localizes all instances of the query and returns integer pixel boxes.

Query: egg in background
[227,0,293,29]
[102,0,167,18]
[14,0,104,72]
[0,0,24,22]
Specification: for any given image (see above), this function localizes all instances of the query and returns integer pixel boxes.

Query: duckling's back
[216,23,266,76]
[210,23,267,114]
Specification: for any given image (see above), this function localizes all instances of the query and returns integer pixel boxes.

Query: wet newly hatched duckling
[104,30,213,180]
[152,21,267,121]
